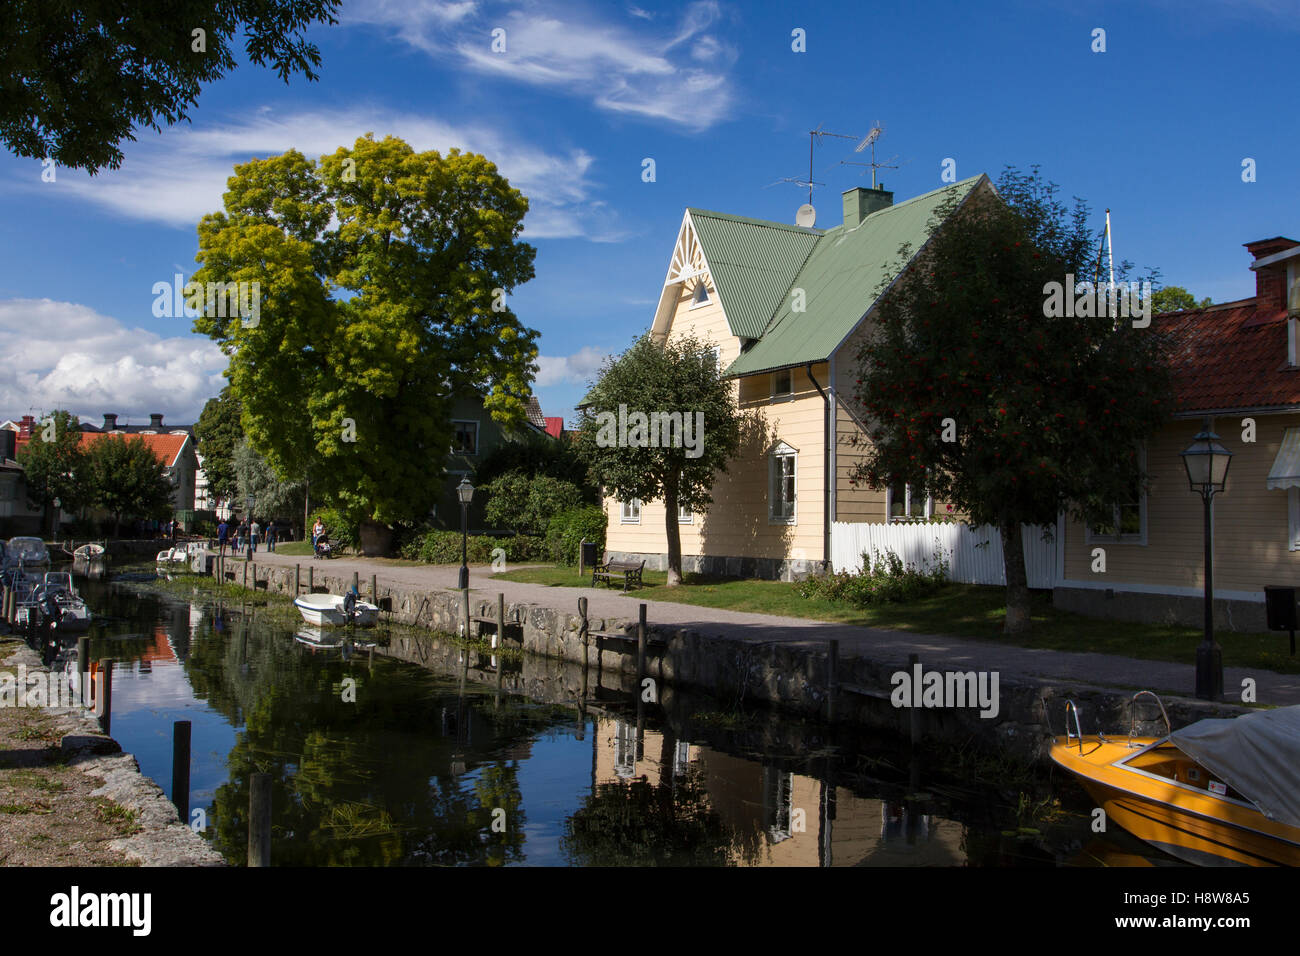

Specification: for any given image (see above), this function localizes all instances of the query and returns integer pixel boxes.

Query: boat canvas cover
[1170,705,1300,828]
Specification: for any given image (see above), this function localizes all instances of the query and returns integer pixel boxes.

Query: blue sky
[2,0,1297,428]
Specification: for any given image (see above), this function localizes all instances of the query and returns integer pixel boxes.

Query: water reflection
[63,575,1178,867]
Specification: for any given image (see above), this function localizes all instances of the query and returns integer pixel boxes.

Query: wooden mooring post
[294,564,301,595]
[462,590,471,639]
[248,772,271,867]
[352,571,359,595]
[636,603,647,685]
[172,720,191,823]
[308,566,314,591]
[371,574,378,602]
[98,660,113,736]
[242,560,248,589]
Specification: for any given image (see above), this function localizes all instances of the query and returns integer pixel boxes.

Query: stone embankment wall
[228,559,1254,761]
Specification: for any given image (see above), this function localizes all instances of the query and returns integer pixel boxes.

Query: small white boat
[72,542,108,578]
[293,593,378,627]
[4,537,50,571]
[156,547,189,567]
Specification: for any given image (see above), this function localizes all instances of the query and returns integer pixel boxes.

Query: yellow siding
[1062,414,1300,595]
[604,269,827,563]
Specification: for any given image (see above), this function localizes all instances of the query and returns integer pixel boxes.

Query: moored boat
[156,546,189,568]
[38,572,91,630]
[71,542,108,578]
[4,537,50,571]
[293,592,378,627]
[1050,693,1300,867]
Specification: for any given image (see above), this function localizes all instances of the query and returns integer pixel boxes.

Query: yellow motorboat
[1050,692,1300,867]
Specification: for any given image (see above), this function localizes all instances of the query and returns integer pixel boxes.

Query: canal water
[62,570,1178,867]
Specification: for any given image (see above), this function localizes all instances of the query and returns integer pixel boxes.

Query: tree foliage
[1,0,341,172]
[575,332,741,585]
[195,386,244,502]
[851,167,1173,633]
[1152,285,1212,314]
[84,435,174,533]
[233,439,305,522]
[192,134,540,548]
[15,410,89,521]
[482,473,586,536]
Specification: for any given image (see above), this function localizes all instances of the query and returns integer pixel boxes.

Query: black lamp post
[457,478,474,590]
[1180,425,1233,700]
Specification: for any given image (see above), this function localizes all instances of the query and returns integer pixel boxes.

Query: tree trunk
[1000,515,1031,635]
[358,520,393,557]
[664,482,682,587]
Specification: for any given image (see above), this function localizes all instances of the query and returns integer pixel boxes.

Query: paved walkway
[240,548,1300,707]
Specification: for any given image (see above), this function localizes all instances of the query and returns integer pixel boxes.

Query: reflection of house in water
[591,714,967,866]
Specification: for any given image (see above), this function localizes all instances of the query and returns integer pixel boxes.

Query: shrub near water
[799,548,949,606]
[546,506,606,565]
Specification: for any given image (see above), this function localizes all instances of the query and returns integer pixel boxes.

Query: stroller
[313,534,334,559]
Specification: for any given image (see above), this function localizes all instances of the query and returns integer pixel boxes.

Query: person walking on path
[236,519,247,556]
[249,519,261,555]
[266,519,277,552]
[217,518,229,555]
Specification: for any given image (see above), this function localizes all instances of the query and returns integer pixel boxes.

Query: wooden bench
[592,558,645,591]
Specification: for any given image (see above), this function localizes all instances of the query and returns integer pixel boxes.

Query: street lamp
[1180,425,1233,700]
[457,478,474,590]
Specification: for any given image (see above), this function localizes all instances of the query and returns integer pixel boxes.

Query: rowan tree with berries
[851,168,1171,634]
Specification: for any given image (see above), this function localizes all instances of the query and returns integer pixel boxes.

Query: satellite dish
[796,203,816,228]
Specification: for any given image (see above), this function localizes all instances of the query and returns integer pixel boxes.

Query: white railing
[830,521,1057,589]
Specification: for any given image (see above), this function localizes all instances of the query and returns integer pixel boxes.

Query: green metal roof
[722,175,987,378]
[687,209,821,340]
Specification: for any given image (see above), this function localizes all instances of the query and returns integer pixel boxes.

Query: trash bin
[580,540,599,571]
[1263,586,1297,655]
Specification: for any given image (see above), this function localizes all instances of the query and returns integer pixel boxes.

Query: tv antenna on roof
[835,123,900,189]
[767,123,881,225]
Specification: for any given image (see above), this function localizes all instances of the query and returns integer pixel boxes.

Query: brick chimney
[150,413,164,428]
[102,413,118,431]
[1245,237,1300,316]
[18,414,34,437]
[842,185,893,229]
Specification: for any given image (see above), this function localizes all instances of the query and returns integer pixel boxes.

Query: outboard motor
[343,588,358,626]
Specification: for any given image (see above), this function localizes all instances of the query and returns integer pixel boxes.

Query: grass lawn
[495,565,1300,675]
[271,540,315,556]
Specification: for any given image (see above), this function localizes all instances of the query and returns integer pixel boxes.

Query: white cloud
[348,1,738,130]
[534,345,611,386]
[37,107,619,240]
[0,299,227,425]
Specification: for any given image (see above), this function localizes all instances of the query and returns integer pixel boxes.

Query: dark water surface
[65,571,1178,867]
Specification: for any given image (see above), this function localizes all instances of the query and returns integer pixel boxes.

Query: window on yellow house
[1087,448,1147,543]
[770,443,796,523]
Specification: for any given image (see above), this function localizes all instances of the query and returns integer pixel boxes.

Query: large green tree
[194,386,244,503]
[192,133,540,554]
[233,439,305,523]
[85,435,174,536]
[1,0,340,173]
[575,332,741,586]
[1152,285,1212,314]
[851,167,1172,634]
[15,410,89,531]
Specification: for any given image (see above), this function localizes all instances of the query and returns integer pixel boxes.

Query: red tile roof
[15,429,189,467]
[1157,296,1300,415]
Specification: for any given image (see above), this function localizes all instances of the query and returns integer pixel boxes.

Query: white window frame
[688,280,711,309]
[771,367,794,402]
[677,470,693,524]
[1086,446,1148,545]
[886,480,933,522]
[620,498,642,524]
[770,442,797,524]
[451,419,479,456]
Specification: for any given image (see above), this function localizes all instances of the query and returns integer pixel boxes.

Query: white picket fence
[830,521,1058,589]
